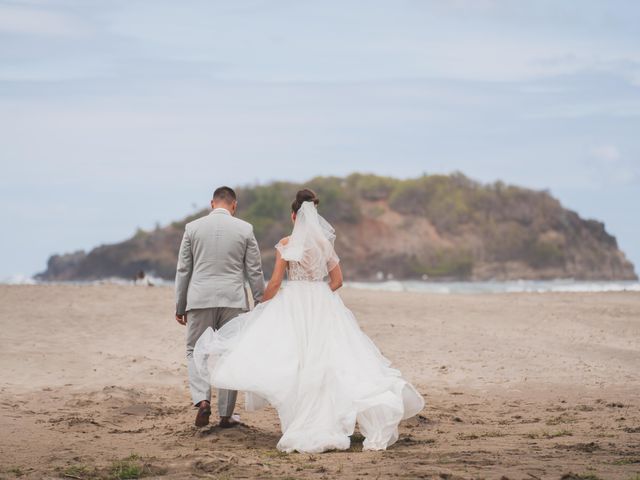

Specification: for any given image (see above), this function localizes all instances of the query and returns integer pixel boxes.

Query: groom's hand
[175,313,187,325]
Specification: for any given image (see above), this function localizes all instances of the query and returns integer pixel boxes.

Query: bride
[193,189,424,453]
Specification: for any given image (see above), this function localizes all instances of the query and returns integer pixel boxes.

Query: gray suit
[175,208,265,414]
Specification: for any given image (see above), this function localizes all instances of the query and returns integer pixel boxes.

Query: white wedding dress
[193,202,424,453]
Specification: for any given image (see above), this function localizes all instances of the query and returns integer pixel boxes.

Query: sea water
[346,279,640,294]
[3,274,639,294]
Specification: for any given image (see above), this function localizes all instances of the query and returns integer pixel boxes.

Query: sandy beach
[1,284,639,479]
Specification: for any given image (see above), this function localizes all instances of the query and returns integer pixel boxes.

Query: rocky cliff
[36,173,637,282]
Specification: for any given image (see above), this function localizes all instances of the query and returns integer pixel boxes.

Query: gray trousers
[186,307,245,416]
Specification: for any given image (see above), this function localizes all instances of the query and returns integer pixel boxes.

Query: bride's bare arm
[262,244,288,302]
[328,264,343,291]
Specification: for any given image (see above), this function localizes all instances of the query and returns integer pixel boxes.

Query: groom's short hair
[213,186,237,203]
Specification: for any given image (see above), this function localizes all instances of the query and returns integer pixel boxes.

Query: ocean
[3,274,639,294]
[346,279,640,294]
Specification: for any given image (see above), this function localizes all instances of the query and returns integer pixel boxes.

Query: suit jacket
[175,208,265,314]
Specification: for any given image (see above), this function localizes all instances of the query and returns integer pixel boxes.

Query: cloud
[629,71,640,88]
[591,145,620,163]
[0,57,113,81]
[3,1,638,86]
[0,3,88,36]
[588,145,639,186]
[524,99,640,120]
[445,0,498,10]
[97,0,640,84]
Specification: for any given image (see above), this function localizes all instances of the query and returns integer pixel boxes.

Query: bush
[526,239,566,268]
[389,175,473,231]
[306,176,361,224]
[346,173,399,200]
[237,183,296,239]
[411,249,474,279]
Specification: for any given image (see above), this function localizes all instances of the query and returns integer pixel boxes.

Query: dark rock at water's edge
[36,173,637,282]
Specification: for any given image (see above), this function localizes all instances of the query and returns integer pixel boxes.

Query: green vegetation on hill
[37,173,637,282]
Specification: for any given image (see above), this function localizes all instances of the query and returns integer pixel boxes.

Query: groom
[175,186,265,428]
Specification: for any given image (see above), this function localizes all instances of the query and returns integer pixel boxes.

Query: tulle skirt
[193,280,425,453]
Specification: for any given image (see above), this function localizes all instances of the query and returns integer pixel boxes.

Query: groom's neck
[211,202,235,216]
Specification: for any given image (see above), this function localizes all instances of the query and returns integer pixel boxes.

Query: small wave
[0,273,173,287]
[1,274,37,285]
[3,274,36,285]
[3,276,639,294]
[345,280,640,294]
[346,281,406,292]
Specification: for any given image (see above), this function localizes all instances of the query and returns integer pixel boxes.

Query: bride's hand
[328,264,343,291]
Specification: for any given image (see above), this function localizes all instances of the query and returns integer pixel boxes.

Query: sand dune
[1,285,639,479]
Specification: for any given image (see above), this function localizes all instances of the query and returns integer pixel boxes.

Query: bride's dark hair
[291,188,319,214]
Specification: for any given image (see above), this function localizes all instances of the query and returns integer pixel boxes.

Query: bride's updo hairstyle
[291,188,319,214]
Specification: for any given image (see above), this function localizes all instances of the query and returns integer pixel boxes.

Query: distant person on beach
[190,188,425,453]
[134,270,153,286]
[175,186,265,429]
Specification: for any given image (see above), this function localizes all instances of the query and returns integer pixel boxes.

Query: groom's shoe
[219,415,240,428]
[194,400,211,427]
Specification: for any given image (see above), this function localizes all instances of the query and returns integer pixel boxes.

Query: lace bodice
[287,260,324,281]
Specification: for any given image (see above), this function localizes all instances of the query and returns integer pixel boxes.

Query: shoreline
[3,277,640,294]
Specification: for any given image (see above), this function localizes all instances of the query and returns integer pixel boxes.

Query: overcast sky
[1,0,639,279]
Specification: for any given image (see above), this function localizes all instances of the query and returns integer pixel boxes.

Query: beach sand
[0,285,639,479]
